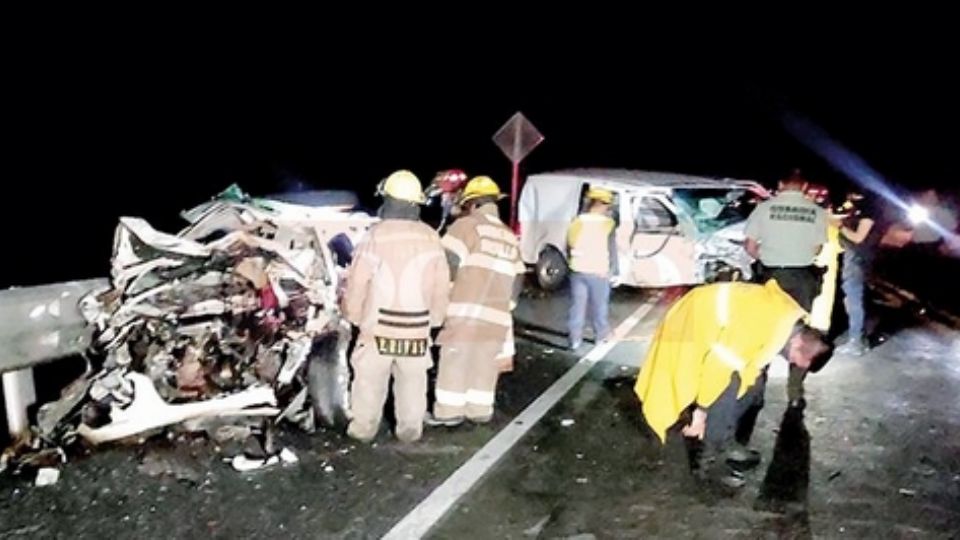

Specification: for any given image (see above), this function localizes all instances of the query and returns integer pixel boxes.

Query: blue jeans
[568,272,611,345]
[841,252,866,341]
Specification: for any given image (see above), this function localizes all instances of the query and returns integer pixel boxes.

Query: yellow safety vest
[567,213,615,276]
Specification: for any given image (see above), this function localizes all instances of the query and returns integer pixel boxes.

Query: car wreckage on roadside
[3,185,376,470]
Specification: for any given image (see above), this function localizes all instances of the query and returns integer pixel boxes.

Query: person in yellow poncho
[634,280,833,488]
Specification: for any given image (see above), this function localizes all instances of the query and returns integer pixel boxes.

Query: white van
[518,169,769,290]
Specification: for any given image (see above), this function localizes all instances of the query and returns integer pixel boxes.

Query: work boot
[836,340,867,357]
[346,426,376,444]
[719,471,747,490]
[788,397,807,411]
[726,446,762,471]
[423,412,464,428]
[694,462,745,497]
[568,339,583,351]
[395,428,422,443]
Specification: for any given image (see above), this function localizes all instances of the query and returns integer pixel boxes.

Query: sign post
[492,112,544,230]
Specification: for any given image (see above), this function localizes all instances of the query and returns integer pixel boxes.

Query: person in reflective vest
[567,186,619,350]
[634,281,833,489]
[428,176,524,426]
[342,170,450,443]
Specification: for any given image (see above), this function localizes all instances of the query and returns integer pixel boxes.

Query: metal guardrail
[1,278,106,438]
[0,278,106,373]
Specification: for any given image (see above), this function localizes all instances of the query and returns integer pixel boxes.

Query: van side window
[634,197,676,230]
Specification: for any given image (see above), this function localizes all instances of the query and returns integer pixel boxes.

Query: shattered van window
[672,188,757,234]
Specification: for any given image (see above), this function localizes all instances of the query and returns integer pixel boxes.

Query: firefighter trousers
[434,339,503,422]
[347,341,430,443]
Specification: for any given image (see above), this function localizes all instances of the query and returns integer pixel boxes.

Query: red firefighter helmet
[434,169,468,194]
[804,183,830,207]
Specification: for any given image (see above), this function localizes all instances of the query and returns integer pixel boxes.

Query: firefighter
[567,186,619,350]
[428,176,524,426]
[634,281,833,489]
[427,170,518,374]
[426,169,469,232]
[342,170,450,443]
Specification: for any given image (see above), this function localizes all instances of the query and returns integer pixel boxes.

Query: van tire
[536,246,568,291]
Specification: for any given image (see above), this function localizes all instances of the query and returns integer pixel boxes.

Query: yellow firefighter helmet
[460,176,506,204]
[379,170,426,204]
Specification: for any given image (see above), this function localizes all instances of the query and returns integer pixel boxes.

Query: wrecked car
[518,169,769,290]
[23,185,375,459]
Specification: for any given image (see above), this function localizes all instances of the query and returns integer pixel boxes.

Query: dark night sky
[5,32,958,287]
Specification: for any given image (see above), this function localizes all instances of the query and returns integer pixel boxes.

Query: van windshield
[671,188,760,234]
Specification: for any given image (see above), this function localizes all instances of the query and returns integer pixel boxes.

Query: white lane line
[382,293,662,540]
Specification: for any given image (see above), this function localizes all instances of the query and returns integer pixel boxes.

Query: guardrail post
[3,368,36,438]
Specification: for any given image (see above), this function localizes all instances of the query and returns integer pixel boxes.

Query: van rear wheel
[536,246,568,291]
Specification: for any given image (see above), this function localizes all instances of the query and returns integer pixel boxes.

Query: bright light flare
[907,204,930,225]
